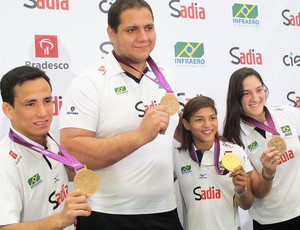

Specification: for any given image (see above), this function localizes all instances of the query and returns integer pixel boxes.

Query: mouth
[34,120,48,125]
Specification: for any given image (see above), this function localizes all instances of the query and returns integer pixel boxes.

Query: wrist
[262,167,275,181]
[234,187,248,198]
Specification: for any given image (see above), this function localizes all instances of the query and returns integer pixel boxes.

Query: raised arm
[60,105,170,170]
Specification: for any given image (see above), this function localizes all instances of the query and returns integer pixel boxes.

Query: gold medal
[74,165,100,194]
[221,152,241,172]
[267,136,286,155]
[160,93,179,115]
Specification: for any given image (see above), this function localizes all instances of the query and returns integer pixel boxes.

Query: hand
[230,165,248,194]
[139,104,170,141]
[60,190,91,227]
[260,146,279,178]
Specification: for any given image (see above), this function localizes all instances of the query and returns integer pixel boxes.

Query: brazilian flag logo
[232,4,258,18]
[28,173,41,187]
[175,42,204,58]
[281,125,291,133]
[181,165,192,174]
[114,85,127,94]
[248,141,258,151]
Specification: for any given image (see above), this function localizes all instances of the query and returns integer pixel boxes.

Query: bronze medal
[267,136,286,155]
[221,152,241,172]
[74,166,100,194]
[160,93,179,115]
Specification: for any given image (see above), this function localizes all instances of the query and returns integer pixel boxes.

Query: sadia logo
[169,0,206,20]
[35,35,58,58]
[230,47,262,65]
[283,52,300,67]
[287,91,300,108]
[282,9,300,26]
[174,42,205,67]
[23,0,69,10]
[232,3,259,26]
[53,95,63,116]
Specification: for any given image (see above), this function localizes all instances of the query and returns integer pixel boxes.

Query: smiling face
[107,7,156,70]
[2,78,53,145]
[241,75,266,122]
[182,107,218,151]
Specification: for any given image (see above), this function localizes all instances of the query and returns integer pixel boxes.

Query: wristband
[262,167,275,181]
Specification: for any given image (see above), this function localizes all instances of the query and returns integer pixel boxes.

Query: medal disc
[160,93,179,115]
[267,136,286,155]
[221,152,241,172]
[74,166,100,194]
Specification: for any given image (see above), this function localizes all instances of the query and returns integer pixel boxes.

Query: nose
[250,92,259,101]
[137,29,148,41]
[36,104,49,117]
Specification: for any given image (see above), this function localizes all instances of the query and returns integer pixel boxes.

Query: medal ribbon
[188,138,227,175]
[112,50,173,93]
[9,129,85,171]
[240,106,279,135]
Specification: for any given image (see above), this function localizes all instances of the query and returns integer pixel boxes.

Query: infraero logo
[35,35,58,58]
[232,3,259,27]
[174,42,205,67]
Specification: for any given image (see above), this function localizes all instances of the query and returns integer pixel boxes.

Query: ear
[107,26,116,43]
[182,118,191,131]
[2,102,13,120]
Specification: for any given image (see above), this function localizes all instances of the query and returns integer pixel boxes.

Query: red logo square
[35,35,58,58]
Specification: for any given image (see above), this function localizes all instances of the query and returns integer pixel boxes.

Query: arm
[231,166,254,210]
[60,105,170,170]
[250,146,279,198]
[0,190,91,230]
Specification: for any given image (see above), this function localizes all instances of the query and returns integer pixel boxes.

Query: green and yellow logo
[232,4,258,19]
[181,165,192,174]
[281,125,291,133]
[28,173,42,188]
[248,141,258,151]
[175,42,204,58]
[114,85,128,95]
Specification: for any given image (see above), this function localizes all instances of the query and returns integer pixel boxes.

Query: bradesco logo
[23,0,69,10]
[35,35,58,58]
[232,3,259,26]
[25,35,69,70]
[169,0,206,20]
[174,42,205,67]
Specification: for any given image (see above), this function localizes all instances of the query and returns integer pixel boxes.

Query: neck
[194,140,214,152]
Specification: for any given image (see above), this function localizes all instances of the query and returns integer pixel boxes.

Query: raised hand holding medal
[160,92,179,115]
[267,136,286,155]
[221,151,241,172]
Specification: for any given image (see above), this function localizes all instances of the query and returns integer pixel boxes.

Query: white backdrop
[1,1,300,229]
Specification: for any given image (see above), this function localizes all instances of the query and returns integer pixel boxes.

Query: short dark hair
[108,0,154,32]
[0,66,51,106]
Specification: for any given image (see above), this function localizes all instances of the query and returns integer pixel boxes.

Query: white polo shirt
[59,52,179,214]
[241,105,300,224]
[174,140,253,230]
[0,128,70,228]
